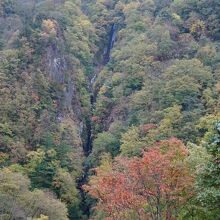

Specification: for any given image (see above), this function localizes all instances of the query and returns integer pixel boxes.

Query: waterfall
[104,23,116,64]
[78,23,117,217]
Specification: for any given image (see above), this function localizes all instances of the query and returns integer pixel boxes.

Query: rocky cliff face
[46,43,66,83]
[44,35,85,145]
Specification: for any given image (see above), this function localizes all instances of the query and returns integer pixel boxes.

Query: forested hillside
[0,0,219,219]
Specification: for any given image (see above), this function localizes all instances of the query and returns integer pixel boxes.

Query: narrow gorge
[78,21,117,217]
[0,0,220,219]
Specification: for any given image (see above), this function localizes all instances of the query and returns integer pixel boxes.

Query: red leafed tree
[84,138,194,220]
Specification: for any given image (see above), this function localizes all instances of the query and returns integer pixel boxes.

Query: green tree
[87,131,120,167]
[0,169,68,220]
[196,114,220,218]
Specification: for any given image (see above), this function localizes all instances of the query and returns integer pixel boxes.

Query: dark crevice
[77,23,117,219]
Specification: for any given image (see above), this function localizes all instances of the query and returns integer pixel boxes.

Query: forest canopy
[0,0,219,219]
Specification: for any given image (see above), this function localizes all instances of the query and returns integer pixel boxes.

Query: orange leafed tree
[84,138,194,220]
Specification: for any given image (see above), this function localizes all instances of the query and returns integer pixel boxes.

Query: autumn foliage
[84,138,194,220]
